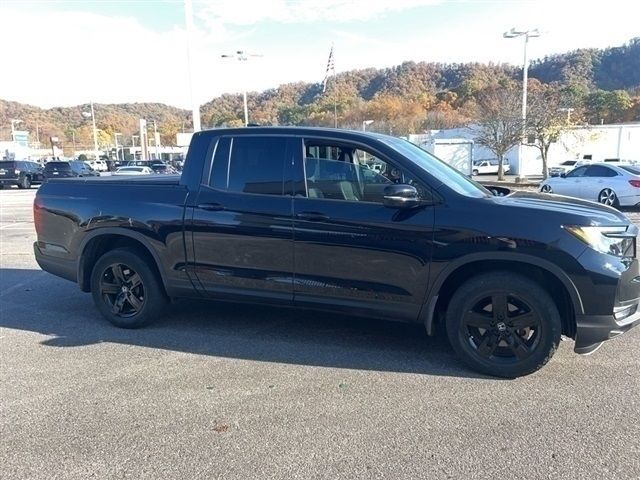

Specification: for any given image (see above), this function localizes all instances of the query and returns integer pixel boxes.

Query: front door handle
[197,202,224,211]
[295,212,329,222]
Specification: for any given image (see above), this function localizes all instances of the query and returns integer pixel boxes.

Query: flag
[322,46,335,93]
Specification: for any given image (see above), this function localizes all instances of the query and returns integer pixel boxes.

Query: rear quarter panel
[34,179,192,294]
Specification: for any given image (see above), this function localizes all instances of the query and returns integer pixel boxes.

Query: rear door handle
[295,212,329,222]
[197,202,224,211]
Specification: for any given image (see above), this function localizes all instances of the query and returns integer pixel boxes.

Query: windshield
[379,137,491,198]
[562,161,577,166]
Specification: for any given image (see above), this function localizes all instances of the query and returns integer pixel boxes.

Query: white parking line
[0,222,32,230]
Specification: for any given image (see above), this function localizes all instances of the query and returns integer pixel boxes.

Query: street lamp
[114,133,122,162]
[362,120,374,131]
[221,50,263,126]
[503,27,541,176]
[152,120,160,160]
[82,101,100,164]
[10,119,22,141]
[558,107,575,122]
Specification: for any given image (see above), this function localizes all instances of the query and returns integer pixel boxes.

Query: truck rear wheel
[445,272,561,378]
[90,248,167,328]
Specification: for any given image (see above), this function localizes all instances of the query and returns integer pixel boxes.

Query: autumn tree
[472,84,523,181]
[527,82,574,179]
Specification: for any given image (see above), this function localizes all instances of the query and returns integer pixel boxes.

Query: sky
[0,0,638,110]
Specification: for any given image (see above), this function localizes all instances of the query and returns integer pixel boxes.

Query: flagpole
[333,46,337,128]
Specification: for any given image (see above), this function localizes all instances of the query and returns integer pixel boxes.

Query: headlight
[563,225,636,257]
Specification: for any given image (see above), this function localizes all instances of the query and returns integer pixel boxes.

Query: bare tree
[527,84,575,179]
[472,85,523,181]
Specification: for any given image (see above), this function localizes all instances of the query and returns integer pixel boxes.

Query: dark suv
[0,160,44,189]
[69,161,100,177]
[43,161,78,180]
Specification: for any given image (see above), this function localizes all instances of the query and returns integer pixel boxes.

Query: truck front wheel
[445,272,561,378]
[90,248,167,328]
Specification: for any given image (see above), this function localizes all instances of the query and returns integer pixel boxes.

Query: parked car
[149,163,178,175]
[43,161,79,180]
[33,127,640,378]
[89,159,109,172]
[69,161,100,177]
[540,163,640,207]
[113,166,154,176]
[0,160,44,189]
[472,159,510,175]
[548,160,591,177]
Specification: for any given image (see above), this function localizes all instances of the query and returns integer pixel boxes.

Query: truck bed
[43,174,182,186]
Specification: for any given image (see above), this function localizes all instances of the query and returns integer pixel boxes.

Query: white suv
[89,159,109,172]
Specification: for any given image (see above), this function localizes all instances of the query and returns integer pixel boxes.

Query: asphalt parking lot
[1,187,639,479]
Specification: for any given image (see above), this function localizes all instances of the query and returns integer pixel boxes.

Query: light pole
[362,120,374,131]
[152,120,160,160]
[132,135,139,159]
[82,102,100,163]
[114,133,122,162]
[183,0,201,132]
[504,28,541,176]
[221,50,263,126]
[559,107,575,122]
[10,119,22,141]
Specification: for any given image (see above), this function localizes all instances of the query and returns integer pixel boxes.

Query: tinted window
[209,137,231,188]
[566,166,588,178]
[303,140,429,203]
[586,165,617,177]
[227,136,286,195]
[0,161,16,169]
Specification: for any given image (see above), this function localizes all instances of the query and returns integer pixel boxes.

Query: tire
[598,188,618,207]
[90,247,168,328]
[23,176,31,189]
[17,177,28,189]
[445,272,561,378]
[540,184,553,193]
[472,169,479,176]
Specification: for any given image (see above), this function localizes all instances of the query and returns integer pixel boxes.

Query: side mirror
[560,173,567,178]
[383,184,421,209]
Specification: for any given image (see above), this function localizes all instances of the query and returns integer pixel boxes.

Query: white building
[417,123,640,176]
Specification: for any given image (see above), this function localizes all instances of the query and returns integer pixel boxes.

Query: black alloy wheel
[446,272,561,378]
[461,293,542,363]
[99,263,145,317]
[91,248,167,328]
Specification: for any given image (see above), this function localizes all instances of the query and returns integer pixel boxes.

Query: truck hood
[491,190,629,226]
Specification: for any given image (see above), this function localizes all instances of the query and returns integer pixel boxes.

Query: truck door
[188,135,295,303]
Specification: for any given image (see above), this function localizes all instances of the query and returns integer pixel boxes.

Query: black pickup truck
[34,127,640,377]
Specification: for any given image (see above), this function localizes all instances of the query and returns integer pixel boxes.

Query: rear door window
[226,136,287,195]
[585,165,617,177]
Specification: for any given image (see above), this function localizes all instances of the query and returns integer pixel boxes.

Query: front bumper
[575,307,640,354]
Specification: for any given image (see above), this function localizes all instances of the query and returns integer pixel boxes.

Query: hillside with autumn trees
[1,38,639,152]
